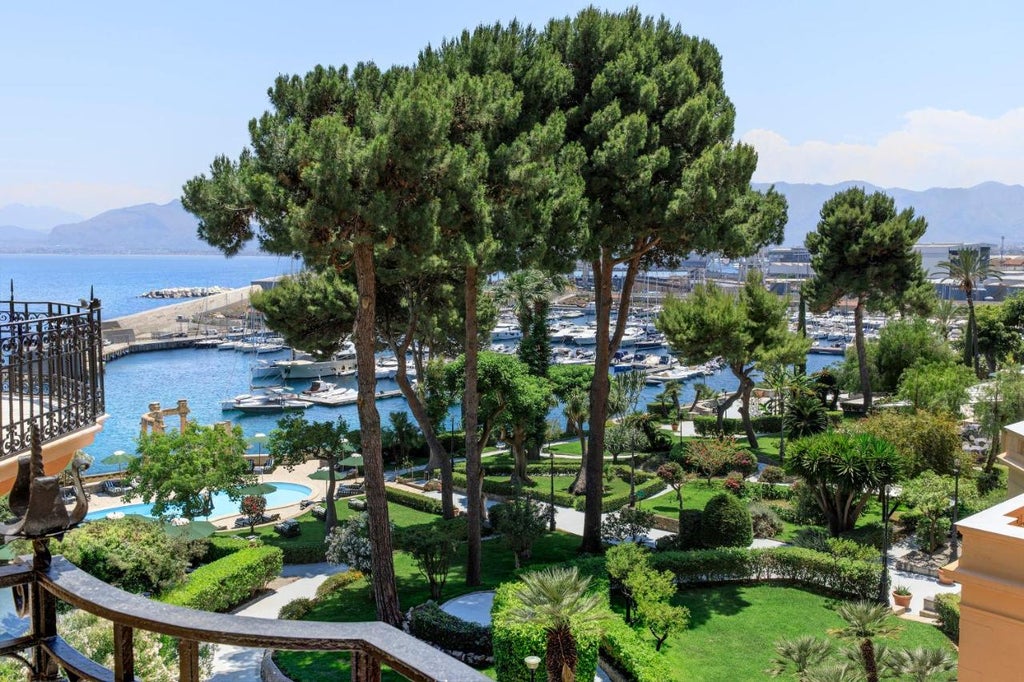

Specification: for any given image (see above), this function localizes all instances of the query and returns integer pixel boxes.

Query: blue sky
[1,1,1022,217]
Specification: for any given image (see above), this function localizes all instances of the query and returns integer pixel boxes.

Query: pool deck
[84,459,324,528]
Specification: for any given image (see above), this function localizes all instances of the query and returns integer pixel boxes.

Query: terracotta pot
[892,592,912,608]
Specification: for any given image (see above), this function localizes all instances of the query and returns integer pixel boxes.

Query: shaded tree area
[803,187,929,412]
[659,271,807,447]
[127,422,253,521]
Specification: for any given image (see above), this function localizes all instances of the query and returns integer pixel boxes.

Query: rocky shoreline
[140,286,231,299]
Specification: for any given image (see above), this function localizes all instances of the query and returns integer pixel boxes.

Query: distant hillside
[0,203,83,232]
[756,181,1024,247]
[3,182,1023,254]
[0,224,47,245]
[46,200,225,254]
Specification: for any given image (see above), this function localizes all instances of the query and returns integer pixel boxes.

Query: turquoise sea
[4,255,838,475]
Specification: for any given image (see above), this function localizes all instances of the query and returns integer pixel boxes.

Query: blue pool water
[84,481,312,521]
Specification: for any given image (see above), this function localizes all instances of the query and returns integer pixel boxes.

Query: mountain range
[1,181,1022,254]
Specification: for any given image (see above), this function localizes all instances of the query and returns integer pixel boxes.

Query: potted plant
[892,584,912,608]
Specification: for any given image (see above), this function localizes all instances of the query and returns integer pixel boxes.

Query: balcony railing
[0,553,487,681]
[0,297,105,460]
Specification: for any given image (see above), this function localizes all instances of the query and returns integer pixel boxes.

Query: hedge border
[934,592,960,642]
[385,486,444,515]
[160,545,283,612]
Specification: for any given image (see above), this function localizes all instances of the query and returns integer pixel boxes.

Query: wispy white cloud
[0,182,176,219]
[743,107,1024,189]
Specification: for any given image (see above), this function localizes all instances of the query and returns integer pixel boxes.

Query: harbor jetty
[101,284,259,359]
[140,286,232,299]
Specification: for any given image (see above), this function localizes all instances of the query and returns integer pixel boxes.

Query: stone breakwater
[141,286,231,299]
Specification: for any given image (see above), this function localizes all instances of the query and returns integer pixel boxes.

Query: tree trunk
[511,425,532,485]
[464,265,483,586]
[547,626,578,682]
[352,239,402,627]
[736,369,758,449]
[393,362,454,519]
[854,299,872,412]
[581,256,613,553]
[570,426,588,495]
[966,291,981,377]
[860,637,878,682]
[324,462,338,533]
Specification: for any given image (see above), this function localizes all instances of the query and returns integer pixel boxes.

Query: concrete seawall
[102,285,257,341]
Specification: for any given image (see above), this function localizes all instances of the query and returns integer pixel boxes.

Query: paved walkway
[207,563,348,681]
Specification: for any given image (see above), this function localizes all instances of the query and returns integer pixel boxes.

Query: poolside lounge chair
[253,457,275,475]
[103,479,124,496]
[274,519,301,537]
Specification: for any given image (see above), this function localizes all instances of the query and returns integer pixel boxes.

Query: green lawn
[652,584,955,681]
[272,530,582,681]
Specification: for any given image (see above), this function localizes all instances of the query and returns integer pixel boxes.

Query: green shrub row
[651,546,880,600]
[600,616,673,682]
[202,535,254,562]
[491,581,601,682]
[385,486,444,515]
[160,546,283,612]
[692,411,842,436]
[467,461,582,476]
[646,401,675,419]
[581,479,667,513]
[934,593,960,642]
[274,542,326,564]
[408,601,493,657]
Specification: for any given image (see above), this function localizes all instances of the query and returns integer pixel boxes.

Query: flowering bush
[724,471,746,495]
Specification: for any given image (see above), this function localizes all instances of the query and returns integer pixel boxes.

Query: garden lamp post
[950,461,961,561]
[524,655,541,682]
[878,481,891,605]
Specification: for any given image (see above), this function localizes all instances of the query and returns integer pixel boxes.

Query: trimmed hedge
[385,486,444,515]
[408,601,493,657]
[202,535,254,562]
[651,547,881,600]
[274,542,326,564]
[585,479,667,513]
[492,581,601,682]
[160,545,283,612]
[934,592,960,642]
[601,616,673,682]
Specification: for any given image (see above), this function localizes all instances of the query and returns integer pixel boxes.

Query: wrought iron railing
[0,553,486,681]
[0,296,105,460]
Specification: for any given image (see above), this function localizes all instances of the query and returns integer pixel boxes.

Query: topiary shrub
[202,535,254,562]
[700,493,752,548]
[934,593,960,642]
[731,451,758,477]
[759,465,785,484]
[748,502,782,539]
[314,569,365,599]
[278,597,315,620]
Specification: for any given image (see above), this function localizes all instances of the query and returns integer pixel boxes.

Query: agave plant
[511,566,605,682]
[768,635,832,677]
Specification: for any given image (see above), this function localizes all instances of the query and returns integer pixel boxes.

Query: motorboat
[224,387,310,414]
[269,343,358,380]
[645,365,704,385]
[490,324,522,342]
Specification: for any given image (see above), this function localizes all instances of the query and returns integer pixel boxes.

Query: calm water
[0,254,296,318]
[2,255,837,473]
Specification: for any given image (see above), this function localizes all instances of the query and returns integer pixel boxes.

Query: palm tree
[931,298,964,341]
[688,382,716,413]
[937,248,1003,377]
[801,661,864,682]
[769,635,832,677]
[512,566,605,682]
[658,380,683,419]
[762,364,816,461]
[831,601,900,682]
[891,646,957,681]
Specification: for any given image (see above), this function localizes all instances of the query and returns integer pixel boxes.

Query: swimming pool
[84,481,313,522]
